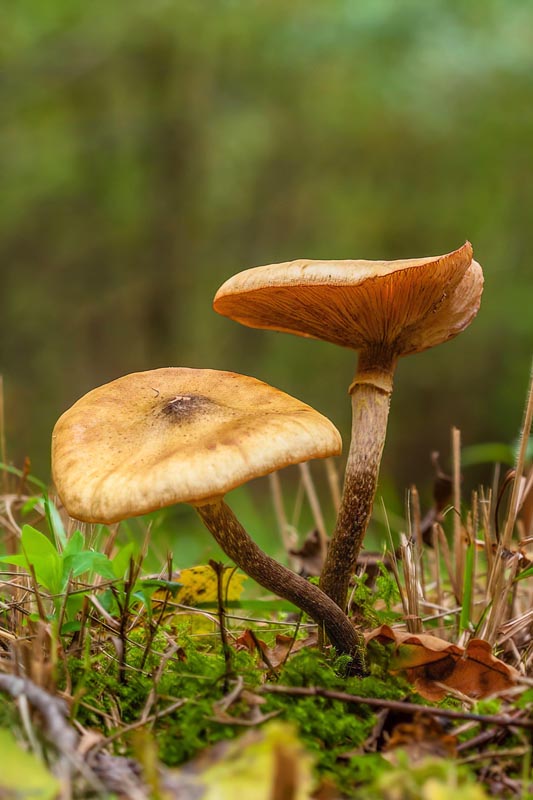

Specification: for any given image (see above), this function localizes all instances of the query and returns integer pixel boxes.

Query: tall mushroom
[52,367,364,664]
[213,243,484,612]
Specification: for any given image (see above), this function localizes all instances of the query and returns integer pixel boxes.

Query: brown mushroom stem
[196,498,366,670]
[319,351,396,611]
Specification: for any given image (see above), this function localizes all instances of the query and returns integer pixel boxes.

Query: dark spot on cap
[160,394,213,423]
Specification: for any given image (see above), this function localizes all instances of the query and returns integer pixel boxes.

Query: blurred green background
[2,0,532,501]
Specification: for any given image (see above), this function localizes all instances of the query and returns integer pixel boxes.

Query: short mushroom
[52,367,364,664]
[213,243,484,611]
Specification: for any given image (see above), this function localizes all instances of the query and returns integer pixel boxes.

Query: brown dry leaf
[383,713,457,764]
[268,633,318,668]
[366,624,519,700]
[234,629,318,670]
[234,629,265,653]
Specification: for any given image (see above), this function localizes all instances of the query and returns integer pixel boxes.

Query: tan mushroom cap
[213,242,483,356]
[52,367,342,524]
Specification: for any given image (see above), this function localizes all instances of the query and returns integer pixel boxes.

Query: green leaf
[61,620,83,634]
[44,495,67,548]
[461,443,515,467]
[0,554,29,568]
[139,578,183,595]
[515,565,533,582]
[112,541,137,579]
[21,525,63,594]
[65,551,116,581]
[20,496,43,515]
[64,591,86,621]
[62,529,85,559]
[197,599,298,612]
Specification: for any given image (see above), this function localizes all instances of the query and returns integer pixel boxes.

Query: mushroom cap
[213,243,483,356]
[52,367,342,524]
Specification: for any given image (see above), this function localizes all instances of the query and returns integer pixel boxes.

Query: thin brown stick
[324,457,341,512]
[479,486,494,575]
[248,629,278,678]
[260,684,533,729]
[399,532,422,634]
[210,560,233,692]
[0,375,8,494]
[299,462,328,562]
[452,426,464,599]
[92,698,188,752]
[410,485,425,599]
[431,524,444,637]
[502,359,533,550]
[268,472,298,569]
[139,558,174,671]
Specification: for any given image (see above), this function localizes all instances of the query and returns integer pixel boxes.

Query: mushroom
[51,367,364,664]
[213,243,484,611]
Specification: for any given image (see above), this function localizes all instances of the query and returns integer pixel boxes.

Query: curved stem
[319,350,397,611]
[197,499,365,671]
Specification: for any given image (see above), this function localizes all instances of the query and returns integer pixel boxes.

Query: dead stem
[268,472,298,569]
[260,684,533,729]
[298,461,328,563]
[452,426,464,599]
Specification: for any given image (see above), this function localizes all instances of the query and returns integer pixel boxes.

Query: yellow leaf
[168,722,315,800]
[175,565,247,606]
[0,729,60,799]
[152,565,247,634]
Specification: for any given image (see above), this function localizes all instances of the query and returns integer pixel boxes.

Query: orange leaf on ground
[366,624,519,700]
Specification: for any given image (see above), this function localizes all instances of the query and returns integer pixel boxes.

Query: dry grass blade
[501,358,533,551]
[324,457,341,512]
[452,426,464,600]
[298,462,328,561]
[481,361,533,643]
[399,530,422,634]
[268,472,298,569]
[0,376,7,495]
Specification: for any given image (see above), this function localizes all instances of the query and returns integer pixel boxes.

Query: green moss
[262,647,410,796]
[350,567,402,628]
[66,627,261,764]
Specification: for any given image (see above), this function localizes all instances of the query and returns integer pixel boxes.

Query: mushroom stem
[320,351,397,611]
[196,498,366,670]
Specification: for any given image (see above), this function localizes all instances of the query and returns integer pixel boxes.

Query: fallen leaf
[383,713,457,763]
[172,565,247,607]
[234,629,265,654]
[150,565,248,633]
[366,624,519,700]
[268,633,319,668]
[235,629,318,670]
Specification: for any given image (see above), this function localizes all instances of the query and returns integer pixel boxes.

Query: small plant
[0,523,119,629]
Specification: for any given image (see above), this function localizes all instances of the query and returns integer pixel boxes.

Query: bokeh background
[2,0,532,510]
